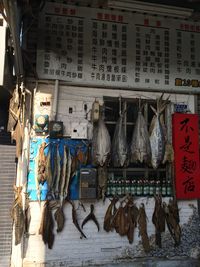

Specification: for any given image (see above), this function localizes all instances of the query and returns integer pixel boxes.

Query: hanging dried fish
[111,112,128,167]
[59,145,68,203]
[163,199,181,246]
[64,149,72,199]
[24,193,31,234]
[126,207,135,244]
[69,201,87,239]
[82,204,100,232]
[150,94,169,169]
[98,166,108,200]
[149,114,166,141]
[45,146,53,191]
[152,195,166,248]
[95,116,111,167]
[104,197,119,232]
[77,148,85,165]
[125,197,139,244]
[112,202,129,236]
[37,142,47,185]
[11,186,24,245]
[54,145,61,198]
[138,203,151,253]
[54,206,65,233]
[162,142,174,164]
[39,200,54,249]
[131,102,151,164]
[150,113,174,165]
[51,144,58,197]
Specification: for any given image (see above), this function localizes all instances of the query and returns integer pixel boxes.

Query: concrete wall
[14,83,197,267]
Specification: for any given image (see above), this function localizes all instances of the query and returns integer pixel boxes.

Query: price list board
[36,2,200,90]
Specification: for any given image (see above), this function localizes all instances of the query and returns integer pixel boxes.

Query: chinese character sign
[36,2,200,90]
[172,113,200,199]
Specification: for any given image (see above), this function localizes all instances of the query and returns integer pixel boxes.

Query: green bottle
[131,179,136,196]
[143,179,149,196]
[111,179,116,196]
[149,178,155,196]
[161,179,167,197]
[117,179,122,196]
[106,177,111,196]
[167,180,172,196]
[155,180,161,195]
[125,179,130,195]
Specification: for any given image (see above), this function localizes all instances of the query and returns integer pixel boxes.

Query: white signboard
[37,2,200,90]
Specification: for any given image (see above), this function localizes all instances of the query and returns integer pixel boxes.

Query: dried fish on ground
[11,186,24,245]
[150,95,169,169]
[69,201,87,239]
[82,204,100,232]
[104,197,119,232]
[95,116,111,167]
[138,203,151,253]
[111,112,128,167]
[98,166,108,200]
[39,200,54,249]
[152,195,166,248]
[54,205,65,232]
[163,199,181,247]
[131,104,151,164]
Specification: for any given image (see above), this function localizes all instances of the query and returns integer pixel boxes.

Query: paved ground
[86,258,200,267]
[23,258,200,267]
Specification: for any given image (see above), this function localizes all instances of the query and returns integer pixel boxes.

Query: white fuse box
[71,122,88,139]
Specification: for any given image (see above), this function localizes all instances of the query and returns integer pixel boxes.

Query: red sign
[172,113,200,199]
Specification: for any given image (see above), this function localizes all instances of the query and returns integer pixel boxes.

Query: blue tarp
[27,137,91,201]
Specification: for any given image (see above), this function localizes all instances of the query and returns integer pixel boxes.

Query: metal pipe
[51,79,59,120]
[26,78,200,95]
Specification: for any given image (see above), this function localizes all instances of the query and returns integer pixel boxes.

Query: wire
[59,89,169,102]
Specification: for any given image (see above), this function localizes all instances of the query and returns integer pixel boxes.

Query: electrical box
[79,168,97,199]
[35,115,49,133]
[71,122,88,139]
[49,121,63,138]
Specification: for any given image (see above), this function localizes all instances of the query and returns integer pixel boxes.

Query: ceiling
[137,0,200,10]
[53,0,200,13]
[19,0,200,14]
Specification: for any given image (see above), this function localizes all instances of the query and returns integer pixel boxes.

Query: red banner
[172,113,200,199]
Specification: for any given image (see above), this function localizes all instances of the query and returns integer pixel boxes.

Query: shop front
[10,1,200,266]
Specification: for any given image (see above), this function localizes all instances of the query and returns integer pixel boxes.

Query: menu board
[36,2,200,90]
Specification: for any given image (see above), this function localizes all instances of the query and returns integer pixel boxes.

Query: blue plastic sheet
[27,137,90,201]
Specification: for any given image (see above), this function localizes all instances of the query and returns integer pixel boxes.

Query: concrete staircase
[0,145,16,267]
